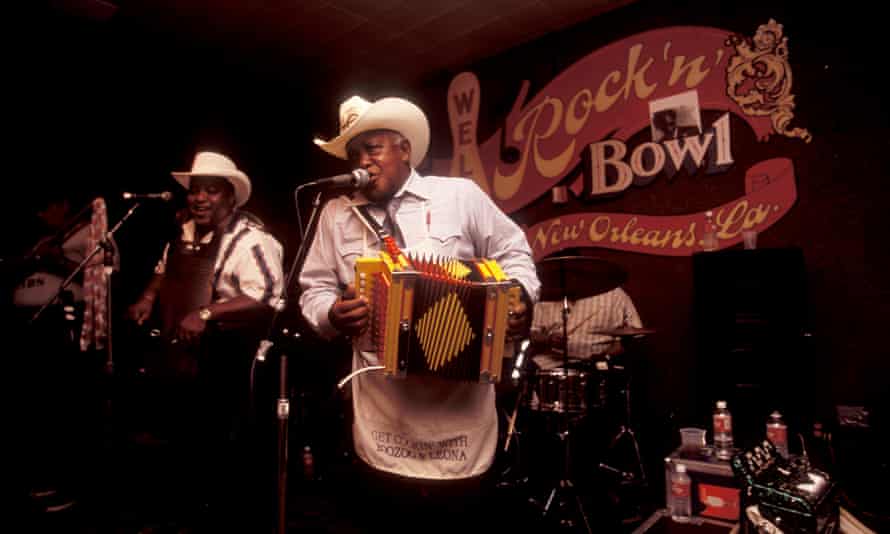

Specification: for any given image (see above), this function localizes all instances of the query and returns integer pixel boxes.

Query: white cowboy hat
[313,95,430,169]
[171,151,251,207]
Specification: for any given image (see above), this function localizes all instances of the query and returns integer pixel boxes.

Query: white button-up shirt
[299,171,540,337]
[298,171,540,480]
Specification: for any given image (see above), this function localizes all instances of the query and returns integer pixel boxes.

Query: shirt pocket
[336,218,379,265]
[427,220,464,257]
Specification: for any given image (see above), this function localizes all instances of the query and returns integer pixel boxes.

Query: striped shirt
[531,287,642,361]
[155,213,284,308]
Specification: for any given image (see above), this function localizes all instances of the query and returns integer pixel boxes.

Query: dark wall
[11,0,887,455]
[10,5,339,308]
[415,0,888,441]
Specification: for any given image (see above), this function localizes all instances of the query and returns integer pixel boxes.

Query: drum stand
[596,351,648,523]
[531,410,592,533]
[535,290,591,530]
[495,391,529,490]
[531,282,591,531]
[597,373,646,485]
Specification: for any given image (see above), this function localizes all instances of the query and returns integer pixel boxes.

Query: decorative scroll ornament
[725,19,812,143]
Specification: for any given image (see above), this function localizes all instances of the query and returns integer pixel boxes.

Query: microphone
[302,169,370,189]
[122,191,173,201]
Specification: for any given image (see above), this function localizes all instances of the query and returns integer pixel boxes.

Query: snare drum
[530,367,588,414]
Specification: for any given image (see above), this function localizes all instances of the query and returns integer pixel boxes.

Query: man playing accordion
[299,95,540,532]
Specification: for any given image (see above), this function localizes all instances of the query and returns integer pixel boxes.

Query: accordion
[355,247,520,383]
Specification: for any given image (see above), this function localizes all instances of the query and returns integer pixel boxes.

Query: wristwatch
[198,306,213,321]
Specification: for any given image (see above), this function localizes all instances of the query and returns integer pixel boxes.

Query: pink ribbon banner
[524,157,797,259]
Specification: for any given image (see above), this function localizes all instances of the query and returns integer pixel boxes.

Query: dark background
[8,0,888,525]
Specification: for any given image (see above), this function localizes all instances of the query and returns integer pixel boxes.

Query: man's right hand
[547,332,567,351]
[328,284,369,337]
[530,328,565,353]
[127,296,154,325]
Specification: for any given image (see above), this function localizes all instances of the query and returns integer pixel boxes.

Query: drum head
[13,272,83,307]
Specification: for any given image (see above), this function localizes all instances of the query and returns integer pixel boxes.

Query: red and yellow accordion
[355,246,520,383]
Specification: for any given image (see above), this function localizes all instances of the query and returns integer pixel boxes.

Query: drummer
[6,189,93,514]
[529,255,643,370]
[9,192,90,314]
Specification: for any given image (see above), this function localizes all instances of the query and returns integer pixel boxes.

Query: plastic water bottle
[702,211,719,251]
[669,464,692,522]
[302,445,315,481]
[766,411,789,458]
[713,400,734,460]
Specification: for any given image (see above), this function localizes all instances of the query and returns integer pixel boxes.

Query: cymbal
[590,326,656,337]
[536,256,627,301]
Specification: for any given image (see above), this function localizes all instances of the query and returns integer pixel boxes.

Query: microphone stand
[29,201,137,372]
[257,184,327,534]
[29,201,137,467]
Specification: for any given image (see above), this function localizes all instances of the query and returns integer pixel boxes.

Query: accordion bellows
[355,250,520,383]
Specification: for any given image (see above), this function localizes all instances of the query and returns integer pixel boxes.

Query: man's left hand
[507,299,530,339]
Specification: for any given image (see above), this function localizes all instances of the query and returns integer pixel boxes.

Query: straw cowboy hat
[313,96,430,169]
[171,151,252,207]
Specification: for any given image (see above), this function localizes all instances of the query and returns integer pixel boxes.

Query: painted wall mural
[432,20,809,260]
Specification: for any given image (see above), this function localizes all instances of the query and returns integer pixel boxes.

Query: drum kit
[499,256,654,532]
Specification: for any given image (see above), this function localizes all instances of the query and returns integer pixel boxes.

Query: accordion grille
[414,291,476,371]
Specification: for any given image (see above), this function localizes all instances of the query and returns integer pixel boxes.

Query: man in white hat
[128,151,281,335]
[299,96,540,530]
[126,150,284,526]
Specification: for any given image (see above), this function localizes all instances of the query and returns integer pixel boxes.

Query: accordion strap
[353,204,389,240]
[352,204,404,259]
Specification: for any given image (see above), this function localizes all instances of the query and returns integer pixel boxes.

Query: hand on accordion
[506,297,530,340]
[328,283,370,337]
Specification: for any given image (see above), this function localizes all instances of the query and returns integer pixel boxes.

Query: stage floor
[17,431,662,533]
